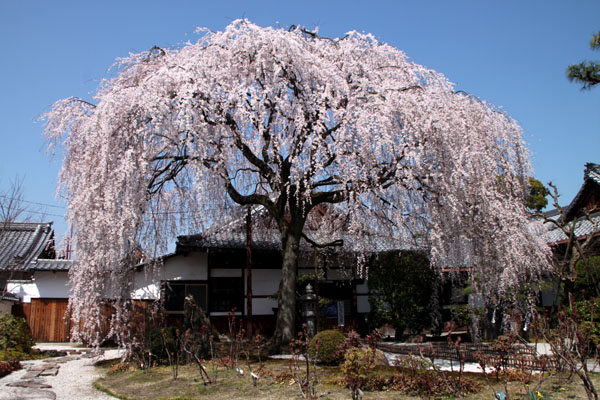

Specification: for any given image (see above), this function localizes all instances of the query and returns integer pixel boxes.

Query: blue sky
[1,0,599,246]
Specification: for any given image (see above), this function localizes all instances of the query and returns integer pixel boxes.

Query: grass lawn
[94,358,600,400]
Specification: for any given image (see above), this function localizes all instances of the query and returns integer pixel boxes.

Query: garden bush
[0,312,34,361]
[0,360,20,377]
[342,347,377,399]
[146,326,181,364]
[572,298,600,346]
[308,329,345,365]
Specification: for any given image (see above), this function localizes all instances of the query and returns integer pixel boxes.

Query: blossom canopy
[44,20,550,344]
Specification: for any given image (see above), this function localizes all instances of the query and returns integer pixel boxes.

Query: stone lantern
[300,283,317,338]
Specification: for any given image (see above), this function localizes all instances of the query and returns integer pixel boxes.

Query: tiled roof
[544,212,600,244]
[543,163,600,244]
[179,229,406,253]
[586,163,600,185]
[29,259,74,271]
[0,293,19,302]
[177,208,421,254]
[564,163,600,221]
[0,222,55,271]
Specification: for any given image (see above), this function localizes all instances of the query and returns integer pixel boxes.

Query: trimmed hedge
[0,312,34,360]
[308,329,345,365]
[0,312,34,377]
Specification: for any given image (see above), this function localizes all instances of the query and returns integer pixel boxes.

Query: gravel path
[0,347,123,400]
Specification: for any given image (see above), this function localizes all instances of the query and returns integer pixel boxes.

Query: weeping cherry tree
[44,20,551,348]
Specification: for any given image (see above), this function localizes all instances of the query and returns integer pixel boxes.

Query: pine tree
[567,32,600,90]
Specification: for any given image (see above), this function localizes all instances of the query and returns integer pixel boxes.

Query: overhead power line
[20,209,65,219]
[0,195,65,209]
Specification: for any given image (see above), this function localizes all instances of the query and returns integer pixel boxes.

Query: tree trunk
[270,230,301,352]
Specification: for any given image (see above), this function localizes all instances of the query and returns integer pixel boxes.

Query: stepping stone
[40,362,59,368]
[39,368,59,376]
[0,387,56,400]
[7,380,53,389]
[41,350,68,358]
[22,370,42,379]
[25,366,45,371]
[81,351,101,358]
[46,355,78,363]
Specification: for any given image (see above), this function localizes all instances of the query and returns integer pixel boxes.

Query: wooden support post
[246,207,253,337]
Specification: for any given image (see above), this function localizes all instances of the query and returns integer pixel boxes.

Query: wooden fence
[377,341,559,371]
[27,298,70,342]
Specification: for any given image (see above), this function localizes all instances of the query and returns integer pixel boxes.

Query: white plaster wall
[249,269,280,296]
[246,269,280,315]
[132,252,208,300]
[7,271,70,302]
[34,271,71,298]
[7,281,38,303]
[357,294,370,313]
[249,298,278,315]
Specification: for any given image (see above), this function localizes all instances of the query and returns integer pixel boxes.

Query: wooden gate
[28,298,70,342]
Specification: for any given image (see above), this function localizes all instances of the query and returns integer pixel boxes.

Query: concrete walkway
[0,344,123,400]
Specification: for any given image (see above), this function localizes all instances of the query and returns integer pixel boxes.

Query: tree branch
[301,233,343,248]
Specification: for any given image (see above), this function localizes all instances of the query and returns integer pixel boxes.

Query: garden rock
[7,379,53,389]
[0,387,56,400]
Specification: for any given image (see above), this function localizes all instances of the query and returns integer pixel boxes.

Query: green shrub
[0,360,20,377]
[573,298,600,347]
[0,312,34,361]
[341,347,377,400]
[574,256,600,300]
[368,250,435,339]
[146,326,181,364]
[308,329,345,365]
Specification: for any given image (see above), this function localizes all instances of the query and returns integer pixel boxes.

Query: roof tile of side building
[0,222,55,271]
[177,207,423,254]
[544,162,600,244]
[564,162,600,221]
[544,212,600,244]
[586,162,600,185]
[30,259,75,271]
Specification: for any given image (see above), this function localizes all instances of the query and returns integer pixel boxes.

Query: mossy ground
[95,359,600,400]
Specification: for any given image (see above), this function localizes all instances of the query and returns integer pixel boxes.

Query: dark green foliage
[526,177,549,212]
[183,295,211,359]
[574,256,600,300]
[567,31,600,90]
[0,359,20,377]
[572,298,600,347]
[0,312,35,361]
[368,250,435,338]
[308,329,345,365]
[341,347,377,400]
[147,326,180,363]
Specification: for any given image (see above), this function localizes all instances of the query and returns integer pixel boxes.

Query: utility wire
[19,209,65,219]
[0,195,65,209]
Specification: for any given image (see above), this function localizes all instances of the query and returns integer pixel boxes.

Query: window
[164,282,207,313]
[209,277,243,312]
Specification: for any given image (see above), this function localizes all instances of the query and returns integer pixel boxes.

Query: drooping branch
[225,113,278,188]
[301,233,343,248]
[224,178,276,216]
